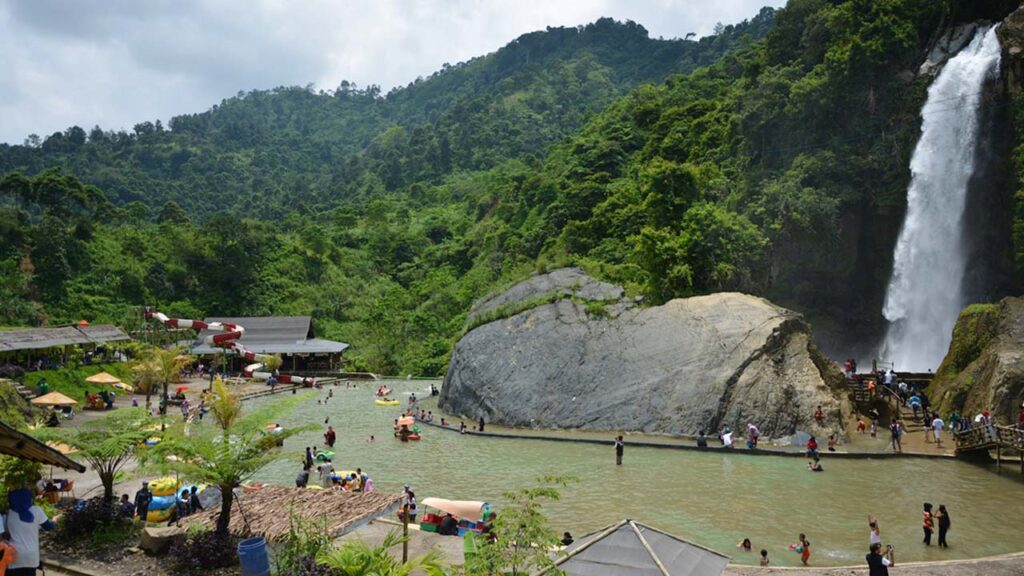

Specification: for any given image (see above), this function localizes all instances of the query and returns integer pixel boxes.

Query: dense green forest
[2,1,1022,374]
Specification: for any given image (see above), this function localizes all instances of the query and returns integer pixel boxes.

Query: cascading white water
[881,25,1002,372]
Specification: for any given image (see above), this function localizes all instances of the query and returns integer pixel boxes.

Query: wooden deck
[954,424,1024,474]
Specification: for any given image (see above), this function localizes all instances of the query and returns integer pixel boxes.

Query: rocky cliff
[441,268,849,439]
[930,298,1024,423]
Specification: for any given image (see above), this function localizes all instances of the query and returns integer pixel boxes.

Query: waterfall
[880,25,1002,372]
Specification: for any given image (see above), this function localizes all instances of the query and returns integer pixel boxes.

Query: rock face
[441,269,848,439]
[930,298,1024,424]
[920,23,980,76]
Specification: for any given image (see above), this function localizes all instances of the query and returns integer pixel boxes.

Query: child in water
[759,549,769,566]
[736,538,752,552]
[789,534,810,565]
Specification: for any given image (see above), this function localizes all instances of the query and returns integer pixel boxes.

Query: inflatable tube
[376,399,400,406]
[315,451,335,461]
[149,477,179,497]
[147,507,173,523]
[149,495,177,510]
[408,434,421,441]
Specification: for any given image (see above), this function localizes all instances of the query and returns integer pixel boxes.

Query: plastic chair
[58,480,74,499]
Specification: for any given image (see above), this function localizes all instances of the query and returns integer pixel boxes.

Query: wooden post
[402,503,409,562]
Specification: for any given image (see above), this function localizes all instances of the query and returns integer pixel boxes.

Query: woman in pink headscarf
[746,423,760,448]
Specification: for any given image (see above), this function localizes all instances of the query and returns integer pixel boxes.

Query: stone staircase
[14,383,36,400]
[0,378,37,401]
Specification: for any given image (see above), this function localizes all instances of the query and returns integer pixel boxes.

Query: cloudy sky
[0,0,785,144]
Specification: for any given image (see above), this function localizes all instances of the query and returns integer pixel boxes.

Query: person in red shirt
[922,502,934,546]
[806,436,819,459]
[814,406,825,423]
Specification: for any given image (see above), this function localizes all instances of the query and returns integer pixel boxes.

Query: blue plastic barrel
[237,537,270,576]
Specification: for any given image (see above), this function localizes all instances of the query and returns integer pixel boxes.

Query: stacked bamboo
[182,486,403,542]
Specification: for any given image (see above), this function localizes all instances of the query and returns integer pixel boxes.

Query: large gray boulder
[441,269,848,439]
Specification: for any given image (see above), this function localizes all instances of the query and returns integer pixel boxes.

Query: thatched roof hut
[183,487,403,542]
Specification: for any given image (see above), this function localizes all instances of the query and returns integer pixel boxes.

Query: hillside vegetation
[1,1,1021,374]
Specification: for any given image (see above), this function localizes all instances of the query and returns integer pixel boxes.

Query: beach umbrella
[31,392,78,407]
[44,442,78,479]
[45,442,77,455]
[84,372,121,385]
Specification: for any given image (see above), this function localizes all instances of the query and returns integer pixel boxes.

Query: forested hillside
[0,15,773,215]
[2,1,1022,374]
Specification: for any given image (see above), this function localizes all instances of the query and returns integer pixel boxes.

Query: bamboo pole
[629,520,670,576]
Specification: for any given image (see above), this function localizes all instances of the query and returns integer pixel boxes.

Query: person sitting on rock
[696,430,708,448]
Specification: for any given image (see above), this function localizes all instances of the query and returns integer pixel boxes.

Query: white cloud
[0,0,785,144]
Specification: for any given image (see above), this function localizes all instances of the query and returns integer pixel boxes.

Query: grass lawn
[23,363,135,402]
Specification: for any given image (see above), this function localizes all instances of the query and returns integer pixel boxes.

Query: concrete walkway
[723,552,1024,575]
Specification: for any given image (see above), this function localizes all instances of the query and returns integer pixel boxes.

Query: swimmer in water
[736,538,752,552]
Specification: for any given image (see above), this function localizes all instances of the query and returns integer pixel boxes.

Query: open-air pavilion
[0,324,130,370]
[190,316,348,373]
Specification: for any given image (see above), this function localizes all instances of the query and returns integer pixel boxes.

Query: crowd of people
[725,507,951,573]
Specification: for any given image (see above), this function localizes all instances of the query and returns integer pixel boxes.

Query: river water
[249,381,1024,567]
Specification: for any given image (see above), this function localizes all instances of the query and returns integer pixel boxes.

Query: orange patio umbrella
[31,392,78,407]
[84,372,121,385]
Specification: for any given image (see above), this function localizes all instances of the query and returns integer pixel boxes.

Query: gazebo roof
[182,485,401,541]
[551,520,730,576]
[0,421,85,472]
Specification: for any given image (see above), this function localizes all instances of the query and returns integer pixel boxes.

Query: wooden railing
[954,424,1024,473]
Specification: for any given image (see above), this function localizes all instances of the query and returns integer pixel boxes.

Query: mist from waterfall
[881,25,1002,372]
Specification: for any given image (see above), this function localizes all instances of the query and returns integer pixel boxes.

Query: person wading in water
[614,435,624,465]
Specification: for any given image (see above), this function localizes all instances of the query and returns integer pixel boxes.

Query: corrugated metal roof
[79,324,130,343]
[191,317,348,356]
[0,324,129,352]
[0,420,85,472]
[554,520,730,576]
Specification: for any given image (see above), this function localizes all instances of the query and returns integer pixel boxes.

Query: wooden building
[189,316,348,372]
